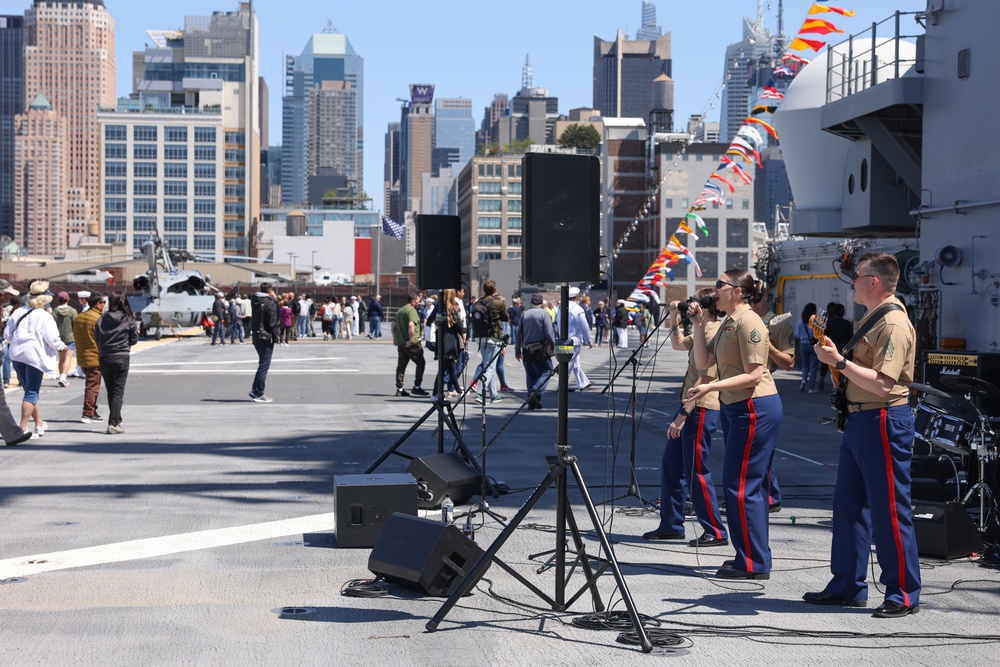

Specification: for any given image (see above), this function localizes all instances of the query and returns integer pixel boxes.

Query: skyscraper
[282,30,364,205]
[399,85,434,215]
[383,122,400,220]
[23,0,116,244]
[0,15,24,240]
[636,1,663,40]
[14,94,67,255]
[434,97,475,175]
[593,30,672,123]
[719,18,776,144]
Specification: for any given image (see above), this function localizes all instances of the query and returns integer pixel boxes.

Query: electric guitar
[810,310,849,431]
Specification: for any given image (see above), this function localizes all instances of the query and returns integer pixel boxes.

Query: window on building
[224,201,244,216]
[194,200,216,215]
[224,131,245,145]
[507,235,521,246]
[194,127,216,143]
[104,198,127,213]
[194,145,216,161]
[194,163,216,178]
[478,216,501,229]
[165,163,187,178]
[680,198,689,208]
[104,216,127,231]
[133,144,157,160]
[507,251,521,259]
[164,217,187,232]
[224,166,245,180]
[726,199,734,209]
[164,181,187,196]
[696,154,703,161]
[134,199,157,213]
[133,126,157,142]
[224,219,246,233]
[104,144,126,159]
[477,199,502,212]
[699,218,720,248]
[194,217,215,232]
[104,180,126,195]
[134,162,157,178]
[133,180,157,196]
[103,233,125,244]
[664,198,673,208]
[104,125,126,141]
[165,127,187,143]
[478,164,485,177]
[479,182,501,194]
[223,183,244,198]
[477,251,501,262]
[105,162,126,177]
[164,234,188,250]
[164,145,188,161]
[508,199,522,212]
[508,182,522,194]
[478,234,501,245]
[224,237,246,251]
[742,199,750,210]
[224,149,245,163]
[726,218,749,247]
[133,216,157,231]
[164,199,187,214]
[196,182,217,197]
[507,217,522,229]
[193,235,215,250]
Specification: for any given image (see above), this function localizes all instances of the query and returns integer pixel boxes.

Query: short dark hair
[259,282,272,292]
[87,293,104,308]
[482,279,496,296]
[857,252,900,292]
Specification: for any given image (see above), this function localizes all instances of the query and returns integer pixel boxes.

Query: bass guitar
[807,310,841,386]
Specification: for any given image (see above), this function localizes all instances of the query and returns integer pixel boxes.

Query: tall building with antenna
[636,1,662,40]
[719,16,776,144]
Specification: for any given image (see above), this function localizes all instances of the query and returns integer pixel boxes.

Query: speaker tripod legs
[425,453,653,653]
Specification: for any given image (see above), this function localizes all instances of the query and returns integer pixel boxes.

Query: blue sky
[93,0,926,207]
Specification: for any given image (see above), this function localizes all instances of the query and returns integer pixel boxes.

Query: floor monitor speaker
[333,473,417,548]
[368,513,487,596]
[416,215,461,289]
[912,500,982,559]
[522,153,600,284]
[407,452,481,509]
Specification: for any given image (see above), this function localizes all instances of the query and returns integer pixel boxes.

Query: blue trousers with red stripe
[825,405,921,606]
[657,407,726,539]
[721,394,782,574]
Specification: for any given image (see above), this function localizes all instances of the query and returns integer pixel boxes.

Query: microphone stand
[599,308,682,509]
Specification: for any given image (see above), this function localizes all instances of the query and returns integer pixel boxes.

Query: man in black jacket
[249,283,278,403]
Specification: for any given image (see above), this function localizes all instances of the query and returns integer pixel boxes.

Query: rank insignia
[749,328,762,344]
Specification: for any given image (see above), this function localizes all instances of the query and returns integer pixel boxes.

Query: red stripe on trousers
[880,408,911,608]
[694,409,723,539]
[739,400,757,571]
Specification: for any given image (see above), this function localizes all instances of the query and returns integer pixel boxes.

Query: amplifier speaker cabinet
[368,513,487,596]
[922,351,1000,416]
[415,215,462,290]
[333,473,417,548]
[912,500,982,559]
[407,452,481,509]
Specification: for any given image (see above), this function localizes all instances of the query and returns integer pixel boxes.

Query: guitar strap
[836,303,905,391]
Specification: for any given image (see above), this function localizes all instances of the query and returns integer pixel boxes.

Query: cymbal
[910,382,953,399]
[939,375,1000,400]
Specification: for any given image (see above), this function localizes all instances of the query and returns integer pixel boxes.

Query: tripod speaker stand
[426,285,653,653]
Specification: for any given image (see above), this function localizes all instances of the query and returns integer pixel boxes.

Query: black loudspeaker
[912,501,982,559]
[368,513,488,596]
[333,473,417,548]
[406,452,481,509]
[522,152,600,284]
[416,215,461,289]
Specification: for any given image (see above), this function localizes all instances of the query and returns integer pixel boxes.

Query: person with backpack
[468,279,509,404]
[321,298,334,341]
[228,297,244,344]
[211,293,228,346]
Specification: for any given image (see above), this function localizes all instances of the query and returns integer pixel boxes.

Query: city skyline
[12,0,925,213]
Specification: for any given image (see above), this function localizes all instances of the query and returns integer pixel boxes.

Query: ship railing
[825,10,924,103]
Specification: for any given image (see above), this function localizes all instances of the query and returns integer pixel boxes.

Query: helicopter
[129,235,217,339]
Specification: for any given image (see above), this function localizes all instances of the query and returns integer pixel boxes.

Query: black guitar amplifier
[922,351,1000,417]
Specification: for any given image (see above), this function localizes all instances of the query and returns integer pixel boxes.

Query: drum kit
[911,376,1000,532]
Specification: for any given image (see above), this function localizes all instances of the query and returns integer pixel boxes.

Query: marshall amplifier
[922,351,1000,416]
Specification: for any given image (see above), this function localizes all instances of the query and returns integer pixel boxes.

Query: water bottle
[441,494,454,524]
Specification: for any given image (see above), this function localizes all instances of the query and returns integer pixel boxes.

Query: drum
[928,413,972,455]
[914,404,942,446]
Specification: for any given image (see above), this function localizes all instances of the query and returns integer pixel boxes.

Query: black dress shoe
[873,600,919,618]
[802,591,867,607]
[642,529,685,541]
[688,534,729,548]
[6,430,33,446]
[715,566,769,580]
[769,503,782,513]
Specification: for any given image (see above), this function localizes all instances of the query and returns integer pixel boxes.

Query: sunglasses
[851,272,877,282]
[715,280,739,290]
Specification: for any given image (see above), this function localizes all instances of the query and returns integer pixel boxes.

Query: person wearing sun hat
[3,280,67,438]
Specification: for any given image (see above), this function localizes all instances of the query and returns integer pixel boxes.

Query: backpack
[322,304,333,321]
[469,296,496,339]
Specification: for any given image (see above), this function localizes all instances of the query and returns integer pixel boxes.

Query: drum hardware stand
[365,319,499,498]
[426,286,654,654]
[962,404,996,532]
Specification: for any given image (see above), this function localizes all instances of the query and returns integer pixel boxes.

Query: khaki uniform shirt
[681,320,721,411]
[766,313,795,374]
[845,295,913,405]
[708,303,777,405]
